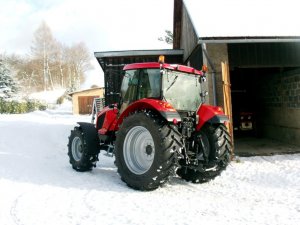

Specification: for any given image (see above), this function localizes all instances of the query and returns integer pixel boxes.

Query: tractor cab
[119,60,207,116]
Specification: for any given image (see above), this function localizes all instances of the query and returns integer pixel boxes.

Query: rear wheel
[68,126,99,171]
[177,124,231,183]
[115,112,181,191]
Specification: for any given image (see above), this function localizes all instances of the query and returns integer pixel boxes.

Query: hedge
[0,98,47,114]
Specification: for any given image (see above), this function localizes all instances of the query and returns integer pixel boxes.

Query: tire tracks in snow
[9,190,52,225]
[10,193,25,225]
[83,190,97,213]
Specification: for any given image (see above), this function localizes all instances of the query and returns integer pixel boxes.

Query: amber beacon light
[158,55,165,63]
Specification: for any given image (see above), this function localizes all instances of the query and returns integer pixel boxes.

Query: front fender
[196,104,229,131]
[117,99,181,128]
[77,122,100,154]
[95,106,118,134]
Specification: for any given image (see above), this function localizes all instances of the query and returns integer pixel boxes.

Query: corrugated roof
[94,49,184,71]
[184,0,300,38]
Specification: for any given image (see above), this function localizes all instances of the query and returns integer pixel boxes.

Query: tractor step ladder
[91,97,105,123]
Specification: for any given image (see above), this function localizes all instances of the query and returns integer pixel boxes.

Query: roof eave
[68,87,104,96]
[94,49,184,58]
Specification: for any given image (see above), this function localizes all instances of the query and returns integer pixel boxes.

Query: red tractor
[68,57,232,191]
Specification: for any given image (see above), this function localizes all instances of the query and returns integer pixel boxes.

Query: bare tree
[158,30,173,45]
[2,21,93,94]
[64,42,92,91]
[51,42,67,88]
[31,21,57,91]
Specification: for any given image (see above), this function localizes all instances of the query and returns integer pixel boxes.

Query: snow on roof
[184,0,300,38]
[69,87,104,96]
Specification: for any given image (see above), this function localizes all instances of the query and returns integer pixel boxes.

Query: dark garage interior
[231,67,282,138]
[228,42,300,153]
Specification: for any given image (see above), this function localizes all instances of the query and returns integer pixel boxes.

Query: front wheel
[68,125,99,172]
[177,124,232,183]
[115,112,181,191]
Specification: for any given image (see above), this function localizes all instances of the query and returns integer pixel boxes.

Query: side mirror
[107,92,120,96]
[200,91,208,97]
[199,76,207,83]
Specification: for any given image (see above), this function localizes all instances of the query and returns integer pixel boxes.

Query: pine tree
[0,59,18,99]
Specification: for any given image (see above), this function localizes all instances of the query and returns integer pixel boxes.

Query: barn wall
[186,45,203,71]
[258,69,300,145]
[228,42,300,68]
[180,3,198,61]
[72,89,104,114]
[204,43,229,108]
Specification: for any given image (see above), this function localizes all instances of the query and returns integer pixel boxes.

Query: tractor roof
[123,62,203,75]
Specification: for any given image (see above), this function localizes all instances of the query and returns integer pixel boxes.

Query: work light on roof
[202,65,208,73]
[158,55,165,63]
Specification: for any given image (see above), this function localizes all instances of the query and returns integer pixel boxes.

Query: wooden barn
[69,87,104,115]
[173,0,300,148]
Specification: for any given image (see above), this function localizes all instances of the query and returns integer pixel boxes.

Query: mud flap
[207,115,229,124]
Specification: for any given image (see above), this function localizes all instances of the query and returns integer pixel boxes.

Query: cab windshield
[162,70,202,111]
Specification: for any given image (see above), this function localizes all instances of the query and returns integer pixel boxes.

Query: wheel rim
[123,126,155,175]
[72,136,83,161]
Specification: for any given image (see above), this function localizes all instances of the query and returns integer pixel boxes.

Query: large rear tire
[115,112,181,191]
[68,125,99,172]
[177,124,231,183]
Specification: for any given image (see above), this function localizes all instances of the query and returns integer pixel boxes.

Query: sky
[185,0,300,38]
[1,0,300,88]
[0,0,173,88]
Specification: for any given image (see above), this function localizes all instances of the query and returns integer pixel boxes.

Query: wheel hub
[145,144,153,155]
[72,136,83,161]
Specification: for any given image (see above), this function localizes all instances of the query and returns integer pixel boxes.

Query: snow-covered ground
[0,101,299,225]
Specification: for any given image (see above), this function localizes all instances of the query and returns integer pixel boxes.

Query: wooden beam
[173,0,183,49]
[222,62,234,153]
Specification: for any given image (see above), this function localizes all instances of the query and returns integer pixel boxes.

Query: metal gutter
[198,37,300,44]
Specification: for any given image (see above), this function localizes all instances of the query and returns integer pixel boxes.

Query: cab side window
[121,70,138,103]
[138,69,161,99]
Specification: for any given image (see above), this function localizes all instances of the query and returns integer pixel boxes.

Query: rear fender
[116,99,181,128]
[196,104,229,131]
[77,122,100,154]
[95,106,118,135]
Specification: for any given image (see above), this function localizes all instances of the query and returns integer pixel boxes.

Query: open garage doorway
[230,67,300,155]
[226,42,300,155]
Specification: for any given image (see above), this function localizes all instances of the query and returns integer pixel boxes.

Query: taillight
[173,118,178,125]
